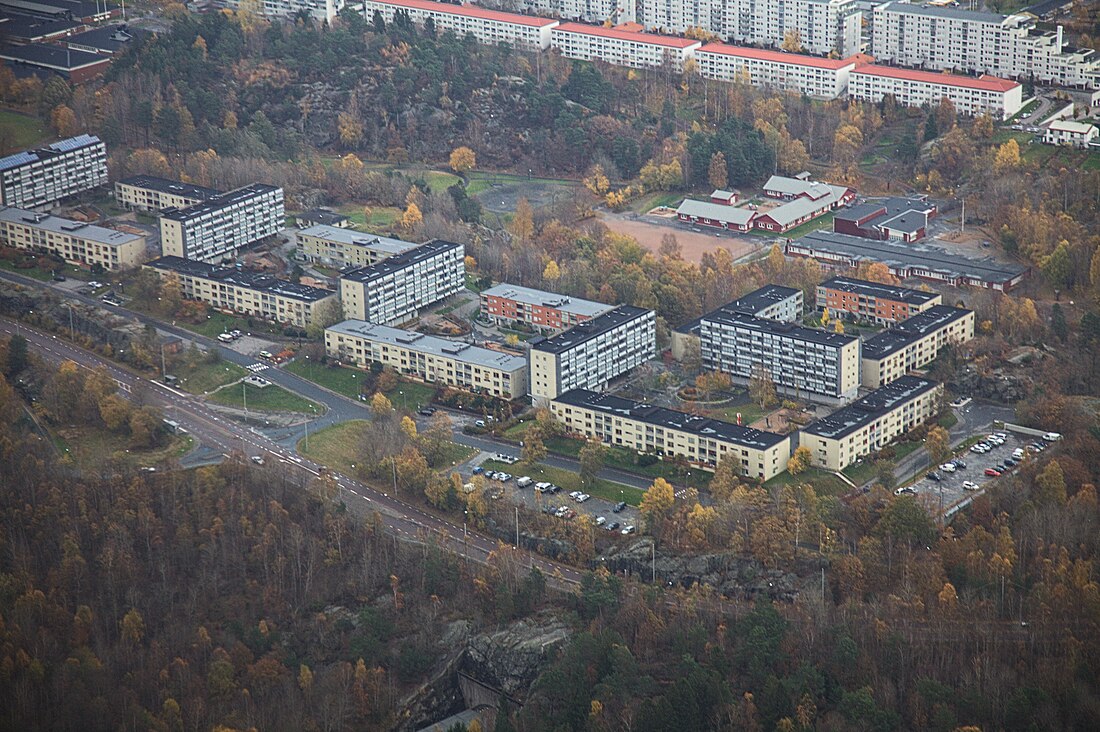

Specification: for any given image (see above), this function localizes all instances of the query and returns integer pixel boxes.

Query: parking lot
[903,430,1056,514]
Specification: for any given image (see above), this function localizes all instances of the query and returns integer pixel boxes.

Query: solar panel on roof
[48,135,97,152]
[0,151,39,171]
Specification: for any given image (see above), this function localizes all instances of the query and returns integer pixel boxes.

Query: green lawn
[423,170,461,194]
[338,204,401,231]
[54,424,192,470]
[481,459,644,506]
[0,257,94,282]
[709,402,767,428]
[208,382,320,413]
[0,111,49,153]
[464,170,577,198]
[630,191,682,213]
[764,467,849,496]
[172,360,249,395]
[384,381,437,412]
[285,360,370,400]
[164,310,285,340]
[299,420,475,474]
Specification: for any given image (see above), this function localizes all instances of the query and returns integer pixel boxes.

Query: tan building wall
[862,310,975,388]
[325,329,527,399]
[838,339,862,398]
[299,231,398,268]
[159,218,185,259]
[0,215,145,270]
[550,400,791,481]
[528,349,560,404]
[114,181,208,213]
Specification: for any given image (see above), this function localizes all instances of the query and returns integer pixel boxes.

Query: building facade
[0,134,108,210]
[159,184,285,263]
[695,43,859,99]
[0,206,145,271]
[861,305,975,388]
[363,0,559,50]
[144,256,337,328]
[114,175,221,213]
[800,376,942,470]
[672,284,803,360]
[871,3,1100,88]
[551,389,791,480]
[529,305,656,402]
[325,319,528,399]
[298,224,418,268]
[848,65,1024,119]
[833,197,936,243]
[550,23,701,71]
[339,239,464,325]
[699,310,861,400]
[480,283,613,333]
[221,0,345,23]
[816,276,942,325]
[1044,119,1098,147]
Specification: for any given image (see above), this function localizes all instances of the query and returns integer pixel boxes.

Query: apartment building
[529,305,656,403]
[848,65,1024,119]
[695,43,860,99]
[800,375,942,471]
[672,284,803,360]
[114,175,221,213]
[144,256,338,329]
[0,206,145,270]
[786,231,1030,291]
[222,0,345,23]
[722,0,862,57]
[325,319,528,399]
[833,196,937,243]
[298,224,418,268]
[1044,119,1099,148]
[159,184,285,263]
[699,309,861,400]
[362,0,559,50]
[816,276,942,325]
[339,239,464,325]
[551,389,791,480]
[0,134,108,210]
[861,305,975,388]
[551,23,701,71]
[513,0,630,26]
[871,2,1100,88]
[480,283,613,333]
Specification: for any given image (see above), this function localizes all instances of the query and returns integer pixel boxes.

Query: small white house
[1043,119,1098,148]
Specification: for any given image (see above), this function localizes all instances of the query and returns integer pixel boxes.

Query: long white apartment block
[326,319,528,399]
[551,23,701,71]
[362,0,559,50]
[339,239,464,325]
[222,0,345,23]
[159,184,285,263]
[298,224,418,268]
[529,305,656,403]
[871,2,1100,88]
[695,43,859,99]
[0,134,108,210]
[0,206,146,271]
[849,65,1024,119]
[510,0,631,25]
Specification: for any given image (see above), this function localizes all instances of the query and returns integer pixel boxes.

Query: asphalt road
[0,317,586,587]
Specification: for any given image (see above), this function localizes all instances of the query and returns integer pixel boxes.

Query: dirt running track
[599,213,762,264]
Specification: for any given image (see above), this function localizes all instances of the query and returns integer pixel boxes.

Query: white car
[894,486,916,496]
[940,463,957,473]
[569,491,583,500]
[970,444,986,454]
[595,516,607,526]
[1012,448,1025,459]
[516,476,533,488]
[1043,432,1062,442]
[621,525,636,535]
[534,482,552,493]
[576,493,591,503]
[962,481,979,491]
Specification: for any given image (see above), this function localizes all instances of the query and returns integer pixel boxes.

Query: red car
[984,467,1002,477]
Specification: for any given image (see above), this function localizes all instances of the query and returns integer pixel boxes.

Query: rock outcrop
[463,614,571,695]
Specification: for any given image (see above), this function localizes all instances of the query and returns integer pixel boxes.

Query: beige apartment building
[0,206,145,270]
[861,305,975,388]
[298,224,417,268]
[325,319,528,400]
[551,389,791,481]
[114,175,221,213]
[144,256,337,329]
[800,376,942,471]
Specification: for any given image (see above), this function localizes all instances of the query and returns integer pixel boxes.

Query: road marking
[246,362,269,373]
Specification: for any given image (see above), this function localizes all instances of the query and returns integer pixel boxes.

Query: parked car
[250,455,265,465]
[1043,432,1062,442]
[258,350,274,359]
[962,481,979,491]
[940,463,957,473]
[985,467,1002,477]
[472,466,484,475]
[474,420,486,428]
[595,516,607,526]
[953,459,966,469]
[613,501,627,513]
[927,471,942,482]
[576,493,591,503]
[621,525,636,535]
[217,333,235,343]
[516,476,533,488]
[1002,458,1017,467]
[607,522,620,532]
[534,481,551,493]
[970,444,987,454]
[496,472,511,482]
[569,491,583,501]
[894,486,916,496]
[1012,448,1026,459]
[418,407,436,416]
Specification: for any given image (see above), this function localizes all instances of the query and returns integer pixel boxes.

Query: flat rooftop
[65,25,135,53]
[802,375,940,440]
[341,239,462,284]
[0,12,81,40]
[554,389,789,451]
[553,22,701,49]
[820,276,940,307]
[159,183,281,222]
[0,206,142,247]
[327,319,528,371]
[0,42,109,71]
[878,1,1008,24]
[145,256,334,302]
[702,309,858,348]
[481,283,612,319]
[791,230,1029,285]
[531,304,653,355]
[677,284,801,336]
[299,224,418,257]
[0,133,102,172]
[297,209,349,226]
[118,174,221,200]
[862,304,973,359]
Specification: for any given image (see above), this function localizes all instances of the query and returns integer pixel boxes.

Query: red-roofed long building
[551,23,701,71]
[696,43,864,99]
[362,0,559,50]
[849,65,1025,119]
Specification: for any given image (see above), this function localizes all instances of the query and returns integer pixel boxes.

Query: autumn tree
[787,446,811,475]
[50,104,79,137]
[708,151,728,190]
[509,197,535,242]
[400,202,422,232]
[749,365,778,410]
[780,29,803,53]
[926,425,951,465]
[993,139,1022,173]
[449,145,476,174]
[640,478,675,535]
[1034,460,1066,506]
[833,124,863,167]
[578,439,607,486]
[694,370,731,400]
[522,425,547,465]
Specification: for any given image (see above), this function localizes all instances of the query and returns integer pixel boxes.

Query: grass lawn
[0,258,95,282]
[842,459,878,486]
[171,310,285,340]
[299,420,475,474]
[938,412,959,429]
[208,382,320,413]
[765,467,849,496]
[481,459,645,506]
[630,191,682,213]
[173,360,249,395]
[709,401,767,427]
[383,380,438,412]
[55,425,193,469]
[893,440,922,461]
[465,273,490,293]
[338,204,401,231]
[0,110,49,153]
[423,170,461,194]
[285,360,369,400]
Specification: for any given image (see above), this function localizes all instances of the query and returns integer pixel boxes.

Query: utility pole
[242,382,247,416]
[514,506,519,549]
[66,304,74,342]
[960,197,966,233]
[160,342,167,379]
[651,541,656,584]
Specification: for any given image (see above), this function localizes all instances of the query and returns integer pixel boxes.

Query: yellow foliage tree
[401,202,422,232]
[337,111,363,147]
[50,104,79,137]
[543,259,561,282]
[993,139,1021,172]
[640,477,675,532]
[449,146,476,174]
